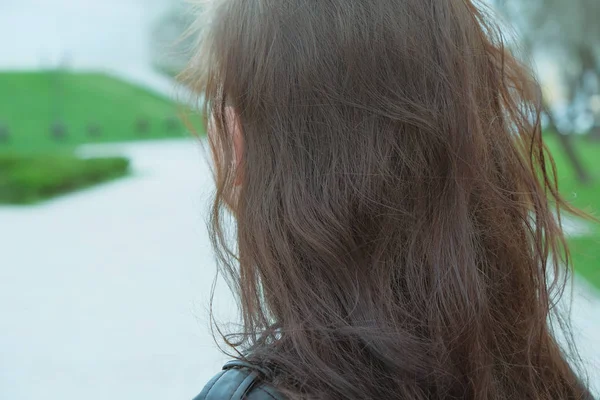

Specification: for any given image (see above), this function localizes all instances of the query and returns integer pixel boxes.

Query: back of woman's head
[184,0,591,398]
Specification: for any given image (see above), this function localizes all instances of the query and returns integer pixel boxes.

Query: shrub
[0,153,130,204]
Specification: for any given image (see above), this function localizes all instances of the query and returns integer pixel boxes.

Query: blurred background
[0,0,598,399]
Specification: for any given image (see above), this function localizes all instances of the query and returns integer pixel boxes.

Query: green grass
[0,71,193,152]
[0,71,206,204]
[544,134,600,288]
[0,153,130,204]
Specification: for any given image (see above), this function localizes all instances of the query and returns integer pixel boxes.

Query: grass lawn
[544,135,600,288]
[0,153,129,204]
[0,71,200,153]
[0,71,204,203]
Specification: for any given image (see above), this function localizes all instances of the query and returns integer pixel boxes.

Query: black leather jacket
[194,361,596,399]
[193,360,285,400]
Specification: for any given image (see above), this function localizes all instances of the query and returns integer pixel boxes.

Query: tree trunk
[589,125,600,142]
[544,106,591,184]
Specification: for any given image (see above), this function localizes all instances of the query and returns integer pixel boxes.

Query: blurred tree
[496,0,599,182]
[151,3,197,78]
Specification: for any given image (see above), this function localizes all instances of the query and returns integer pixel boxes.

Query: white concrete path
[0,140,234,400]
[0,139,599,399]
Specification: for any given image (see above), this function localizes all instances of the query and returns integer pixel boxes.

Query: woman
[183,0,594,398]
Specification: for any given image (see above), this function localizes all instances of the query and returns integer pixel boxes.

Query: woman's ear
[225,107,244,186]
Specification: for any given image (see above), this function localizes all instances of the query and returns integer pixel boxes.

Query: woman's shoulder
[193,360,286,400]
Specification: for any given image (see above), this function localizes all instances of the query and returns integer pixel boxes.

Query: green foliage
[0,153,130,204]
[545,134,600,288]
[0,71,200,152]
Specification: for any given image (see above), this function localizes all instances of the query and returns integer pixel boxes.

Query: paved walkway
[0,140,232,400]
[1,139,599,399]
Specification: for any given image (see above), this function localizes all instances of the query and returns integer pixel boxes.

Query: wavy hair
[182,0,592,398]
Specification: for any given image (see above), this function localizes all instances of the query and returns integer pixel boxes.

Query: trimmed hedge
[0,153,130,204]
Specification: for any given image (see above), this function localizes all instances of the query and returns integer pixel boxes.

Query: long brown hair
[182,0,592,398]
